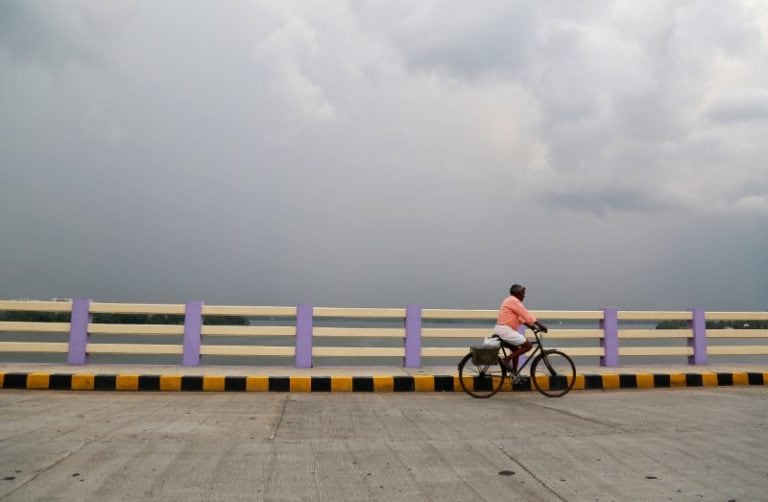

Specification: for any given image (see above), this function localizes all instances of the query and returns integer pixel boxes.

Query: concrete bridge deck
[1,387,767,501]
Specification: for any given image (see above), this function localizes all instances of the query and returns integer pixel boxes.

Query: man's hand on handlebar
[525,322,548,333]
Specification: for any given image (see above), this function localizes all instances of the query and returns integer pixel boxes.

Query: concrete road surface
[1,388,766,501]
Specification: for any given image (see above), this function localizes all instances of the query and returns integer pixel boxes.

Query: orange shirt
[496,295,537,329]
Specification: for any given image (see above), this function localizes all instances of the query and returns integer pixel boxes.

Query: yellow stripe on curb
[0,373,3,387]
[670,373,686,387]
[732,373,749,386]
[572,375,585,390]
[414,375,434,392]
[116,375,139,391]
[373,376,393,392]
[246,376,269,392]
[290,376,311,392]
[636,374,655,389]
[702,373,718,387]
[160,375,181,391]
[331,376,353,392]
[602,374,620,390]
[27,373,50,389]
[203,376,225,392]
[72,374,94,391]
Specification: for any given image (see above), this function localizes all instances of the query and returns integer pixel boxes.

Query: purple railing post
[688,308,707,365]
[600,308,619,367]
[67,298,91,365]
[182,301,203,367]
[295,304,313,368]
[404,305,422,368]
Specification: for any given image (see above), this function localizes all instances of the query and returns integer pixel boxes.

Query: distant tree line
[657,319,768,329]
[0,311,248,325]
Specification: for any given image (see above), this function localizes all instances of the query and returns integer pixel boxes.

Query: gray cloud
[0,1,766,311]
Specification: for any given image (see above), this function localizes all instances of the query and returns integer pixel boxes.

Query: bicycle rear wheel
[530,350,576,397]
[457,352,507,398]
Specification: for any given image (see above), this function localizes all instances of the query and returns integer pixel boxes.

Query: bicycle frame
[496,329,546,373]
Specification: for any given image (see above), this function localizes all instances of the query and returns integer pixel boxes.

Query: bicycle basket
[470,346,499,365]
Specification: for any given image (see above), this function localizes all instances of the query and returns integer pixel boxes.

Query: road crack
[490,440,567,502]
[0,441,90,500]
[269,395,289,442]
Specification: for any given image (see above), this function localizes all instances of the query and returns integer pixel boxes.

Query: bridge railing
[0,299,766,368]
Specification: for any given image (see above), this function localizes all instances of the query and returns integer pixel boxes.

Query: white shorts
[493,324,526,346]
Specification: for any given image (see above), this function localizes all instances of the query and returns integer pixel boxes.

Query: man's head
[509,284,526,300]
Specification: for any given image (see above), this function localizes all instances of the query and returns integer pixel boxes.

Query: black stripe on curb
[717,373,733,386]
[139,375,161,391]
[50,374,73,390]
[584,375,604,390]
[225,376,247,392]
[686,374,703,387]
[654,374,671,388]
[311,377,331,392]
[619,374,637,388]
[4,373,27,389]
[181,376,203,392]
[95,374,117,391]
[434,375,455,392]
[269,377,290,392]
[393,376,414,392]
[352,377,374,392]
[748,373,764,385]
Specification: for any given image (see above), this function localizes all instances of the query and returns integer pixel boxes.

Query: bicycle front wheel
[530,350,576,397]
[457,352,507,398]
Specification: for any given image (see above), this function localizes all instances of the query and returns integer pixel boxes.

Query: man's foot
[508,370,523,384]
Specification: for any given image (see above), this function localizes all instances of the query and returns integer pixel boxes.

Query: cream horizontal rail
[313,327,405,338]
[709,346,768,355]
[0,321,70,333]
[422,328,489,338]
[200,345,294,357]
[618,311,693,321]
[532,310,605,320]
[89,302,186,315]
[706,329,768,338]
[201,305,296,317]
[422,309,496,320]
[201,326,295,336]
[87,343,182,355]
[313,307,406,318]
[312,347,404,357]
[707,312,768,321]
[88,324,184,335]
[619,347,693,356]
[542,329,603,339]
[619,329,692,339]
[0,300,72,312]
[0,342,69,353]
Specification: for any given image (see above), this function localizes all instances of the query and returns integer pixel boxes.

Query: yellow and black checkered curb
[1,371,767,392]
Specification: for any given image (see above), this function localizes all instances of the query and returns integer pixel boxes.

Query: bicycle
[457,328,576,398]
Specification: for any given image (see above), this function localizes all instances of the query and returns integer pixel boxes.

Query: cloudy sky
[1,0,766,311]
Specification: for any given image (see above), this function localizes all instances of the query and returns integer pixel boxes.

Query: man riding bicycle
[493,284,548,382]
